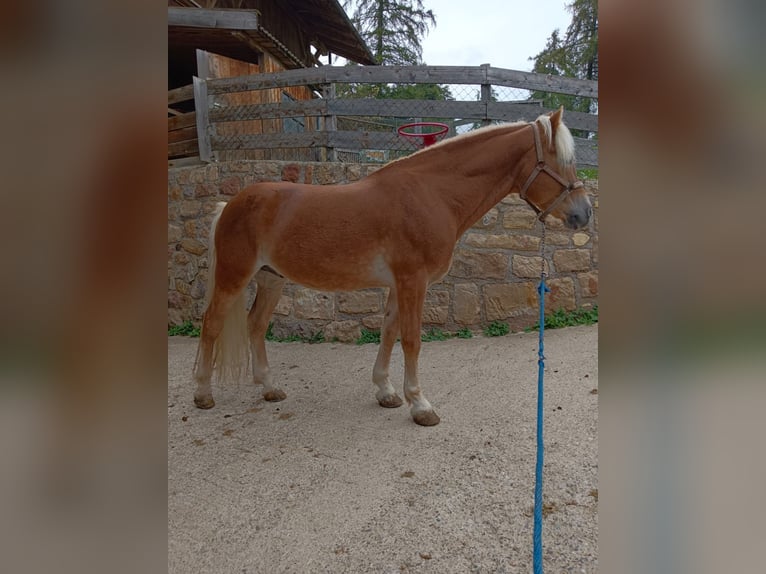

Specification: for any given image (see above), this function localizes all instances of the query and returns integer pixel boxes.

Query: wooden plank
[487,102,598,132]
[168,7,260,30]
[329,99,486,119]
[212,131,330,150]
[208,65,487,94]
[207,65,598,98]
[168,84,194,105]
[487,67,598,98]
[168,111,197,131]
[193,76,213,162]
[168,126,198,144]
[329,131,415,151]
[209,99,328,122]
[574,137,598,167]
[168,139,200,157]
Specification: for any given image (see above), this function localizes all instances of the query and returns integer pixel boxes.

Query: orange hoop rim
[397,122,449,139]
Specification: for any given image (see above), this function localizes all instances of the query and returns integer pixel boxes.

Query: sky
[336,0,575,72]
[419,0,573,72]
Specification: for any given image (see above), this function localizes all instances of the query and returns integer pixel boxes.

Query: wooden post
[322,83,337,162]
[193,76,213,162]
[480,63,491,127]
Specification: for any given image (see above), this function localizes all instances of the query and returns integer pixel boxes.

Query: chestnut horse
[192,108,591,426]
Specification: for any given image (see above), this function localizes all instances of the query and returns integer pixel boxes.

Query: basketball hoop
[397,122,449,148]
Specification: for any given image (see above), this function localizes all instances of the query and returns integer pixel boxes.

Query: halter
[519,122,584,222]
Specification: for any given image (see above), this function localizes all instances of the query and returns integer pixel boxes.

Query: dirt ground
[168,325,598,573]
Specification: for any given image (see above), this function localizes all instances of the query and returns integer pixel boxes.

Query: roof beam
[168,7,260,30]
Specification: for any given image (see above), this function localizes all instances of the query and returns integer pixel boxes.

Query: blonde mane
[536,113,576,167]
[383,115,576,169]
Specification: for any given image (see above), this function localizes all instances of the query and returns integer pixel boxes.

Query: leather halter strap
[519,122,584,221]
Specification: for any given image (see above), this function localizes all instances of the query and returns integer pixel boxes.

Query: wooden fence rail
[191,64,598,166]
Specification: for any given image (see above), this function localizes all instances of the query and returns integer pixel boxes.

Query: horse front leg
[396,275,440,426]
[372,288,404,408]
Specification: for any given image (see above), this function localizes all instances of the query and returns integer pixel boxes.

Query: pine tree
[529,0,598,115]
[339,1,452,103]
[344,0,436,66]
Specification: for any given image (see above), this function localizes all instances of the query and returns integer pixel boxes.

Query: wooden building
[168,1,375,162]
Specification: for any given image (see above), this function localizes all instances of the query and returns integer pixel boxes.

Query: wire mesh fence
[200,65,598,167]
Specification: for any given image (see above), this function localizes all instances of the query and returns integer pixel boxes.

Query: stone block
[545,232,571,246]
[483,283,537,320]
[465,233,541,251]
[338,291,381,314]
[572,232,590,246]
[273,294,293,316]
[180,200,202,218]
[553,249,591,272]
[168,290,192,310]
[220,176,242,196]
[346,164,363,182]
[453,283,480,325]
[172,251,190,265]
[294,288,334,320]
[546,277,576,311]
[450,250,508,279]
[194,183,216,198]
[512,255,549,278]
[323,320,362,343]
[423,290,450,324]
[168,224,182,243]
[578,271,599,298]
[362,315,384,330]
[281,164,300,183]
[180,238,206,256]
[313,164,342,185]
[502,209,537,229]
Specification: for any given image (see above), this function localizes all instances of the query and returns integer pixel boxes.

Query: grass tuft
[168,321,200,337]
[483,321,510,337]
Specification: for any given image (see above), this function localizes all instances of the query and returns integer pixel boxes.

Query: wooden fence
[188,64,599,166]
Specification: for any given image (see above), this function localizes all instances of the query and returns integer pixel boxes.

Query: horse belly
[267,251,394,292]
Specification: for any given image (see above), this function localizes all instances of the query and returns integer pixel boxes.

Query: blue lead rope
[534,275,550,574]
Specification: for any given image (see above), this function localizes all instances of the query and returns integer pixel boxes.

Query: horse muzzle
[565,202,592,229]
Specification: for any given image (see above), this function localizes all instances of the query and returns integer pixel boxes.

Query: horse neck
[389,124,535,237]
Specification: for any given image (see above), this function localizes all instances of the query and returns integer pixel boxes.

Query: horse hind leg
[193,280,250,409]
[372,289,404,408]
[193,203,255,409]
[248,268,288,402]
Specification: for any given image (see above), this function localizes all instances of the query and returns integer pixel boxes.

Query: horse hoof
[194,395,215,409]
[413,410,441,426]
[377,394,404,408]
[263,389,287,402]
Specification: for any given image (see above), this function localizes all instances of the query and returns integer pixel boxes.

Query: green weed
[527,306,599,331]
[168,321,200,337]
[577,167,598,180]
[356,329,381,345]
[421,328,452,342]
[483,321,510,337]
[455,327,473,339]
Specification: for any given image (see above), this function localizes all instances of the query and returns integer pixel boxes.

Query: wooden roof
[168,1,375,70]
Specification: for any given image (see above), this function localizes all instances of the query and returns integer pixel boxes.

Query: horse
[192,107,591,426]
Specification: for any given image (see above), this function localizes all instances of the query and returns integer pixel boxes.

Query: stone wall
[168,160,598,341]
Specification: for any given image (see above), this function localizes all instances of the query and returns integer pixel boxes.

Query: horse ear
[550,106,564,133]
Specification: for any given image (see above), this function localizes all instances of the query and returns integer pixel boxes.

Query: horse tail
[199,201,250,384]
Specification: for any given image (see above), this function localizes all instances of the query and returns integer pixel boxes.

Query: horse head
[519,107,592,229]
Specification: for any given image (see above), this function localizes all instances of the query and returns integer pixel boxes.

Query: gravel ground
[168,325,598,573]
